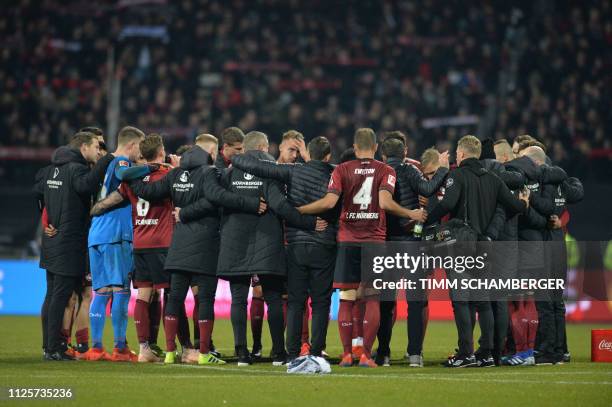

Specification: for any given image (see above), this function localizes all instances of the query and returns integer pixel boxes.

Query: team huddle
[35,124,582,368]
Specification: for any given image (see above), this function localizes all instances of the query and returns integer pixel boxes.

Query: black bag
[432,180,478,252]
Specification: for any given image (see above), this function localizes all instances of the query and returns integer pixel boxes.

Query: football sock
[193,296,200,345]
[90,292,111,349]
[198,320,214,354]
[134,299,150,344]
[352,299,364,339]
[363,299,380,358]
[177,304,192,348]
[60,328,71,345]
[111,289,130,350]
[301,299,310,344]
[250,296,264,347]
[149,296,161,344]
[164,315,178,352]
[338,299,354,355]
[75,328,89,346]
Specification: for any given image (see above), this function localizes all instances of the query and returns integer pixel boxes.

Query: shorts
[133,251,170,289]
[89,241,133,291]
[333,245,362,289]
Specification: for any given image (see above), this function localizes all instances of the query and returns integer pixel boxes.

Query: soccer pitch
[0,317,611,407]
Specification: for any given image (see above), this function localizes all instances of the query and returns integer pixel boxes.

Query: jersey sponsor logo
[354,168,375,175]
[243,172,254,180]
[135,218,159,226]
[118,160,129,167]
[445,177,454,188]
[179,171,189,182]
[387,174,396,187]
[53,168,59,179]
[346,212,379,220]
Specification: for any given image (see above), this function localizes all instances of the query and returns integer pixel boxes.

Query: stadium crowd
[1,1,610,180]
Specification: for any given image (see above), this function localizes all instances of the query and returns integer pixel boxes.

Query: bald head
[520,146,547,166]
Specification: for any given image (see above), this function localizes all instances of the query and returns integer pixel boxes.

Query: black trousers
[535,300,565,359]
[376,300,395,357]
[286,243,335,358]
[166,271,218,321]
[42,271,81,353]
[450,294,494,357]
[229,274,286,355]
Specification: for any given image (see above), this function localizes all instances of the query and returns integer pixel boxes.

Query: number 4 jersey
[328,158,396,243]
[119,166,175,252]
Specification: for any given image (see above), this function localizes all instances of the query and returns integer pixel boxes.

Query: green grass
[0,317,611,407]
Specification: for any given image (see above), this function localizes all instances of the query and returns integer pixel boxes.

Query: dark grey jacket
[129,146,260,275]
[217,150,318,277]
[231,153,338,246]
[34,147,113,276]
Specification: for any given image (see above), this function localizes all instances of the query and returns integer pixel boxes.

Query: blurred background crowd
[0,0,610,252]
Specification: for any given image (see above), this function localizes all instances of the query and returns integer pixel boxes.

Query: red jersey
[328,158,396,242]
[119,166,174,251]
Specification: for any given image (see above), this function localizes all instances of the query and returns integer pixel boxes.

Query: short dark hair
[382,131,407,145]
[221,127,245,146]
[79,126,103,136]
[175,144,193,156]
[518,139,547,152]
[117,126,145,146]
[340,147,356,163]
[69,132,96,149]
[381,138,405,159]
[307,136,331,161]
[140,134,164,161]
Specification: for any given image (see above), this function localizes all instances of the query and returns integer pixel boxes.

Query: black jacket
[217,150,318,278]
[129,146,260,275]
[427,158,526,236]
[34,147,114,276]
[385,157,448,240]
[480,158,525,241]
[231,153,338,246]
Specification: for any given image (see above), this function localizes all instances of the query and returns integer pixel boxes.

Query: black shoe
[47,351,75,361]
[535,355,556,365]
[236,347,252,366]
[475,355,495,367]
[374,353,390,367]
[443,354,476,368]
[271,351,288,366]
[251,343,262,359]
[562,352,571,363]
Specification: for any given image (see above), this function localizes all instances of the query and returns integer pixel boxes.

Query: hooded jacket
[34,147,114,276]
[231,153,338,246]
[216,150,318,277]
[128,146,260,275]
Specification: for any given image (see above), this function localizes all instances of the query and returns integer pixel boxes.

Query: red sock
[177,304,192,348]
[338,300,354,355]
[76,328,89,346]
[363,299,380,358]
[198,319,214,354]
[61,328,71,344]
[525,299,538,350]
[352,299,364,339]
[250,297,264,346]
[301,299,310,344]
[134,299,150,344]
[164,315,178,352]
[192,296,200,344]
[149,297,161,344]
[511,300,528,352]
